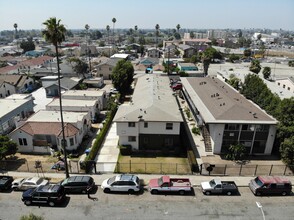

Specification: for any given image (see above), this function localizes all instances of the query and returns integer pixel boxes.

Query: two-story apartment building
[181,76,278,155]
[114,74,183,151]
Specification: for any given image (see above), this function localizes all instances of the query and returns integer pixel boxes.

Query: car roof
[117,174,137,182]
[36,184,62,193]
[258,176,291,184]
[67,176,92,182]
[24,177,44,183]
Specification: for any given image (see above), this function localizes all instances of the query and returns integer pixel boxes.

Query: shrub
[119,145,132,155]
[191,126,200,135]
[225,143,247,161]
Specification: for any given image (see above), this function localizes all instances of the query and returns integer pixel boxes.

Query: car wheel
[205,191,211,195]
[81,189,87,194]
[24,200,32,206]
[281,191,287,196]
[128,189,135,194]
[49,201,55,207]
[179,190,185,195]
[151,189,158,194]
[227,191,232,196]
[256,192,262,196]
[104,188,110,193]
[12,187,18,191]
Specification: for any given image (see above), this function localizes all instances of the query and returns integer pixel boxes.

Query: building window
[19,138,23,146]
[166,123,173,130]
[128,122,135,127]
[23,138,27,146]
[283,84,285,88]
[70,138,74,146]
[288,87,290,90]
[278,82,280,86]
[144,122,148,128]
[225,124,240,130]
[128,136,136,142]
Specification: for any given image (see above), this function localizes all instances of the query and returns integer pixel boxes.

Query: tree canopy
[20,37,35,53]
[0,135,18,160]
[262,66,271,79]
[68,57,88,78]
[249,59,261,74]
[111,59,134,96]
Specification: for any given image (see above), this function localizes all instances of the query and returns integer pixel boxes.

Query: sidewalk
[4,171,294,187]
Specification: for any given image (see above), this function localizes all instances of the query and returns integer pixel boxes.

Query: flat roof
[0,99,31,118]
[27,110,89,123]
[46,98,97,108]
[181,77,277,124]
[114,74,183,122]
[62,90,105,97]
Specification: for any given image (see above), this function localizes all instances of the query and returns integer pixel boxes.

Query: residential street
[0,186,293,220]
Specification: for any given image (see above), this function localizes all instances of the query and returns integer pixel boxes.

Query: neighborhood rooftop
[62,90,105,97]
[0,99,32,118]
[181,77,278,124]
[46,98,97,108]
[114,74,183,122]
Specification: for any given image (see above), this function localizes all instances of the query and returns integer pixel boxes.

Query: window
[278,82,280,86]
[225,124,240,130]
[70,138,74,146]
[283,84,285,88]
[23,138,27,146]
[128,136,136,142]
[166,123,173,130]
[288,87,290,90]
[144,122,148,128]
[128,122,135,127]
[19,138,23,146]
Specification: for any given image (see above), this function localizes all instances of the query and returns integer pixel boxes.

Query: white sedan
[101,174,141,193]
[11,177,49,191]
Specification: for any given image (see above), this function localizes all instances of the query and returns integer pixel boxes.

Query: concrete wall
[209,123,225,154]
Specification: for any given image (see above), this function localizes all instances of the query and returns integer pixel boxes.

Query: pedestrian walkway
[94,122,120,172]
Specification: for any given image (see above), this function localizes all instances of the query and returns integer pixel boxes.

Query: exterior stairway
[202,126,212,152]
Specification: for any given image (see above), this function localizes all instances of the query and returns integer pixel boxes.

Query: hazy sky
[1,0,293,31]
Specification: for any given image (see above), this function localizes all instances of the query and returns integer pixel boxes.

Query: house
[0,79,15,98]
[0,74,35,94]
[83,77,104,88]
[9,121,80,154]
[94,58,120,79]
[9,110,91,154]
[62,89,106,110]
[0,98,34,135]
[177,63,198,72]
[177,44,196,58]
[275,77,294,93]
[114,74,183,151]
[46,98,100,120]
[180,76,277,155]
[139,57,159,67]
[147,48,160,58]
[44,77,80,97]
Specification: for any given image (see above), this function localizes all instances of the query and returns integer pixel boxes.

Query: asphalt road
[0,187,293,220]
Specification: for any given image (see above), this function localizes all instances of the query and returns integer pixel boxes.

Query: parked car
[12,177,49,191]
[148,175,192,195]
[249,176,292,196]
[101,174,141,194]
[0,176,13,191]
[200,178,238,195]
[60,176,95,194]
[171,82,182,90]
[51,161,65,171]
[22,184,66,207]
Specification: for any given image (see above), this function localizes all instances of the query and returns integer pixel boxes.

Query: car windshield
[158,177,163,186]
[209,180,216,187]
[254,177,264,187]
[135,177,140,185]
[107,176,116,185]
[36,178,43,185]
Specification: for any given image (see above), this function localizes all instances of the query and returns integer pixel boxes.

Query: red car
[171,83,182,90]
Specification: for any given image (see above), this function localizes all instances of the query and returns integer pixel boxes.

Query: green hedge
[187,150,199,172]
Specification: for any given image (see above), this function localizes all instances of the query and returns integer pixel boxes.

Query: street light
[256,201,265,220]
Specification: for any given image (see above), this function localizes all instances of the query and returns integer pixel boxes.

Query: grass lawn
[115,155,192,175]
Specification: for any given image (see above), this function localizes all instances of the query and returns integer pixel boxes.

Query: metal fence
[200,163,294,176]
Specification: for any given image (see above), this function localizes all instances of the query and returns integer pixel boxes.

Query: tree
[68,57,88,78]
[111,59,134,96]
[288,60,294,67]
[91,30,102,40]
[225,143,247,161]
[20,213,44,220]
[228,74,241,90]
[176,24,181,33]
[243,49,252,57]
[190,31,195,39]
[112,18,116,45]
[13,23,18,39]
[20,37,35,53]
[174,32,181,40]
[262,66,271,79]
[280,136,294,167]
[42,17,69,178]
[249,59,261,74]
[228,54,240,63]
[155,24,160,50]
[106,25,110,45]
[0,135,17,160]
[201,47,219,76]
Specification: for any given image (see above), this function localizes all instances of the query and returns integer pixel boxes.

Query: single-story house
[44,77,80,97]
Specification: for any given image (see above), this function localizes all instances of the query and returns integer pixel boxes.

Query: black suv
[0,176,13,191]
[60,176,95,194]
[22,184,66,207]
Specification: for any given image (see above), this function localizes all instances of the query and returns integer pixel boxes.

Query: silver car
[12,177,49,191]
[101,174,140,194]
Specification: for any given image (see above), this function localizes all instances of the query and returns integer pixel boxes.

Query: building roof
[181,77,277,124]
[114,74,183,122]
[178,63,196,67]
[110,54,129,59]
[96,58,120,67]
[178,44,192,50]
[44,77,79,90]
[62,89,105,98]
[0,74,28,87]
[18,121,78,137]
[46,98,97,108]
[0,99,32,118]
[27,110,89,123]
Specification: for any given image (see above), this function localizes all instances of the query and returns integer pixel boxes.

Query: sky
[1,0,294,31]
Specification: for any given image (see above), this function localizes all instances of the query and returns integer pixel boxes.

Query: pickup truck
[148,175,192,195]
[201,178,238,195]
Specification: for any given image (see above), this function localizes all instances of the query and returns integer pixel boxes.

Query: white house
[114,74,183,151]
[0,80,15,98]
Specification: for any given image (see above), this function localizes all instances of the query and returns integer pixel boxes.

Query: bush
[187,150,198,172]
[191,126,200,135]
[119,145,132,155]
[225,143,247,161]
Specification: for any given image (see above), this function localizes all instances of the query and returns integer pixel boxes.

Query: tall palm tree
[112,18,116,45]
[42,17,69,178]
[106,25,110,44]
[13,23,18,39]
[84,24,91,73]
[155,24,160,52]
[176,24,181,33]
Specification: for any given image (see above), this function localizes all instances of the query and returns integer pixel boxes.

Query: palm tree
[155,24,160,51]
[84,24,91,73]
[106,25,110,45]
[176,24,181,33]
[112,18,116,45]
[42,17,69,178]
[13,23,18,39]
